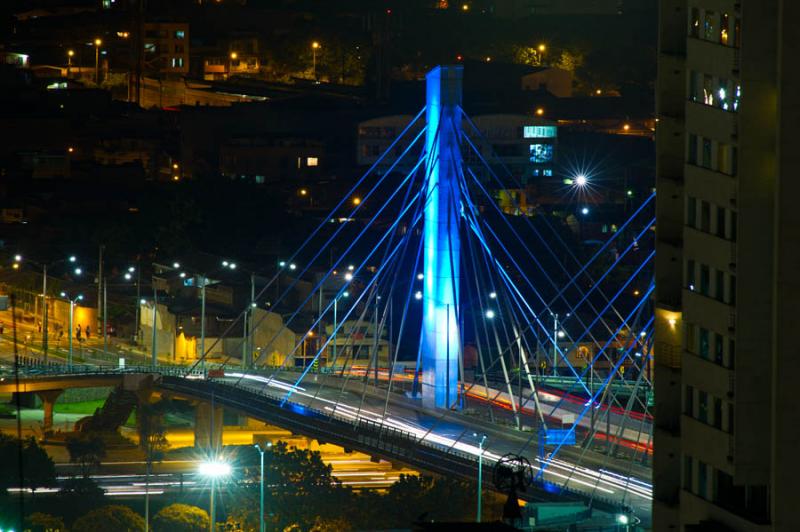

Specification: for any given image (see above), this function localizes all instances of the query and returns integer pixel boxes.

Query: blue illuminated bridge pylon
[182,64,657,525]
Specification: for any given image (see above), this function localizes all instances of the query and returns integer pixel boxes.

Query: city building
[143,22,190,75]
[654,1,800,530]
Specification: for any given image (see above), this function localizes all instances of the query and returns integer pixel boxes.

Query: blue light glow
[422,65,462,410]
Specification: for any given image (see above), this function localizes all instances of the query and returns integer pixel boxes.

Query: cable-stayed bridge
[8,65,654,526]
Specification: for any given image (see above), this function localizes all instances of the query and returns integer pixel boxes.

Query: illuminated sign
[523,125,557,138]
[529,144,554,163]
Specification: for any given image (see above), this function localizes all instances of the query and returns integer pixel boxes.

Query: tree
[72,505,145,532]
[65,433,106,477]
[0,434,57,491]
[27,512,66,532]
[152,503,209,532]
[53,477,106,524]
[228,442,352,531]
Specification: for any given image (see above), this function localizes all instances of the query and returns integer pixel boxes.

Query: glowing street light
[344,272,353,281]
[414,290,423,300]
[574,174,588,187]
[416,273,424,280]
[488,291,497,299]
[60,291,84,367]
[93,38,102,85]
[254,442,273,532]
[67,49,75,77]
[485,310,495,319]
[311,41,321,80]
[581,207,590,215]
[198,460,232,532]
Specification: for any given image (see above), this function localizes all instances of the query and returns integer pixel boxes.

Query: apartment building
[655,1,800,530]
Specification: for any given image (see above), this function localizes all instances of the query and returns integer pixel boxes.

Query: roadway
[214,370,653,525]
[0,359,652,525]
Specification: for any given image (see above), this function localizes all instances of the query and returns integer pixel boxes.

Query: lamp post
[94,38,102,85]
[332,290,349,362]
[124,265,141,344]
[475,433,487,522]
[151,288,158,366]
[254,442,272,532]
[198,460,232,532]
[67,49,74,77]
[60,292,84,367]
[311,41,320,80]
[229,51,238,79]
[552,313,558,376]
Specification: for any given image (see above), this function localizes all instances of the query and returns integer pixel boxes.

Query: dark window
[713,397,722,429]
[688,134,698,164]
[702,138,712,168]
[700,264,710,295]
[701,201,711,232]
[729,338,736,369]
[698,461,708,499]
[734,18,742,48]
[731,211,737,241]
[731,146,738,175]
[687,259,696,288]
[684,455,693,491]
[687,197,697,227]
[717,205,726,237]
[716,270,725,301]
[685,385,694,416]
[729,275,737,305]
[715,333,724,365]
[698,391,709,423]
[699,328,710,358]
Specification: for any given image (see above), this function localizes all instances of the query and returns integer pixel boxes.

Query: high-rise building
[655,1,800,530]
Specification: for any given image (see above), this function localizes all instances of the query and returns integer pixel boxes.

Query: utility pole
[97,245,104,336]
[552,313,558,377]
[103,278,108,355]
[151,288,157,367]
[42,265,48,359]
[200,275,206,372]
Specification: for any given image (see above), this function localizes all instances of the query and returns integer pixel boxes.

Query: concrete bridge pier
[35,389,63,434]
[194,402,223,450]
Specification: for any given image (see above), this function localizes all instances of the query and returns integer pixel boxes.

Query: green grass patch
[53,399,106,415]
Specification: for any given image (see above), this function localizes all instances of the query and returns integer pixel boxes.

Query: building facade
[143,22,190,75]
[655,1,800,530]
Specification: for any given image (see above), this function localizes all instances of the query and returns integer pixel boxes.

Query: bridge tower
[421,65,463,410]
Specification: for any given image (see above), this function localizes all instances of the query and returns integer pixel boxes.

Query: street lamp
[94,38,102,85]
[229,51,238,78]
[574,174,588,187]
[253,442,273,532]
[311,41,321,80]
[474,433,487,522]
[123,265,142,344]
[60,291,84,367]
[198,460,232,532]
[332,290,349,362]
[67,49,74,77]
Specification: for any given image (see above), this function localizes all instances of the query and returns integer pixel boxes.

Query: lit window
[543,168,553,176]
[175,30,185,39]
[306,157,319,167]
